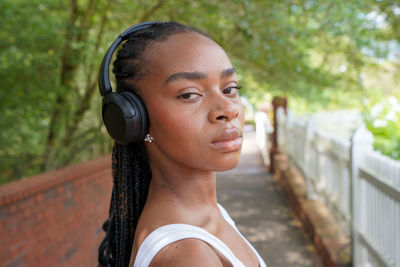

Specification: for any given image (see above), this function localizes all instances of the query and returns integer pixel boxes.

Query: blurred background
[0,0,399,184]
[0,1,399,266]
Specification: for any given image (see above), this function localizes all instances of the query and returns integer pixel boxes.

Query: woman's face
[137,32,244,172]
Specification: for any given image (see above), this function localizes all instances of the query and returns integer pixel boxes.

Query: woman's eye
[179,92,201,100]
[223,86,242,96]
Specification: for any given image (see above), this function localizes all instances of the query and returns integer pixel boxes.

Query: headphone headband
[98,21,161,96]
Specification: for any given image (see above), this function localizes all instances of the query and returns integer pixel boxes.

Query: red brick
[0,156,112,266]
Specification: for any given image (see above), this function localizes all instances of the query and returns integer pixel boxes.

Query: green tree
[1,0,398,183]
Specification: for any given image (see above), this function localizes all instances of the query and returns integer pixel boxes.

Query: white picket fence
[257,108,400,267]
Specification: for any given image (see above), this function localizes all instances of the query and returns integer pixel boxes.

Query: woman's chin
[212,155,241,172]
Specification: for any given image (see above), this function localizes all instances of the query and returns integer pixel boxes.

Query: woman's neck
[147,161,218,208]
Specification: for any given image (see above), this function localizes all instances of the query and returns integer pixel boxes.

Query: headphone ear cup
[119,91,149,141]
[102,92,149,144]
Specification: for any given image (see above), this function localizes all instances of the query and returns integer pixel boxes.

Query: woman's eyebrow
[221,67,236,78]
[164,67,236,85]
[164,71,207,85]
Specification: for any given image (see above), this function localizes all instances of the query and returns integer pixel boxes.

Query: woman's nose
[208,95,240,123]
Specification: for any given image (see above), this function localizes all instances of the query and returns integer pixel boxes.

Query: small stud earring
[144,133,154,143]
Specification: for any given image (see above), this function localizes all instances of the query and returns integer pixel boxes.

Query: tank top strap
[217,204,267,267]
[217,203,237,227]
[133,223,245,267]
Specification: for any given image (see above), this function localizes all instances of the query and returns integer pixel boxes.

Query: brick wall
[0,155,113,267]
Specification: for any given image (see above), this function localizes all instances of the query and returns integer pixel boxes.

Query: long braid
[98,22,210,267]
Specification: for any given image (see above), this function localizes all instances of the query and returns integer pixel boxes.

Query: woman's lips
[210,128,243,152]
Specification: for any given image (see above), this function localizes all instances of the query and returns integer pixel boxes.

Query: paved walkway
[216,128,322,266]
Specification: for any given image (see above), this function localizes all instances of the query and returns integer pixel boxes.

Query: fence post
[304,115,318,200]
[270,96,287,173]
[351,124,374,266]
[276,107,286,152]
[255,110,273,167]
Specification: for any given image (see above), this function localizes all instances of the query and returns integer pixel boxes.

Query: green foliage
[0,0,113,183]
[363,96,400,160]
[0,0,65,182]
[1,0,399,183]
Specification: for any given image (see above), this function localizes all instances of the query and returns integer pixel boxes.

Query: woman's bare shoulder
[135,202,187,240]
[149,238,223,267]
[136,201,214,240]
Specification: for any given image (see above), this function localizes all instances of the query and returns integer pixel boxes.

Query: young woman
[98,21,267,267]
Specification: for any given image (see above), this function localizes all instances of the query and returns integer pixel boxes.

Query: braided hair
[98,22,210,267]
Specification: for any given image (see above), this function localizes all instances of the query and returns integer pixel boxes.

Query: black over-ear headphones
[99,21,161,145]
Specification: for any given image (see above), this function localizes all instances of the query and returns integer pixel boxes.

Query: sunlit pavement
[217,127,323,266]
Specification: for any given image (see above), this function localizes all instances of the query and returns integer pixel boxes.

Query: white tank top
[133,204,267,267]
